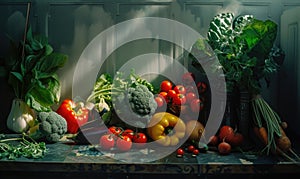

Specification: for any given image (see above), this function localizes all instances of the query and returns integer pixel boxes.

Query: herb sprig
[0,133,47,160]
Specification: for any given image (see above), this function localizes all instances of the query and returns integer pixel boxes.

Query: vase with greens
[5,27,67,133]
[204,12,285,149]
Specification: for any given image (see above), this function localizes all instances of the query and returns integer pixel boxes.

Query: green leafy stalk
[7,26,68,112]
[0,133,47,160]
[206,12,283,94]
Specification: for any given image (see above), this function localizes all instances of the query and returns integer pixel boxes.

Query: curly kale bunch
[28,111,67,143]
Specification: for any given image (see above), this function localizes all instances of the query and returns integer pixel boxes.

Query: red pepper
[56,99,89,134]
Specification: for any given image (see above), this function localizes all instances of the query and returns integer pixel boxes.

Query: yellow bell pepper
[147,112,186,146]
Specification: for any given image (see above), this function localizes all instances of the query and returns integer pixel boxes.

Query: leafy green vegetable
[7,27,68,112]
[86,69,157,127]
[0,133,47,160]
[206,12,284,94]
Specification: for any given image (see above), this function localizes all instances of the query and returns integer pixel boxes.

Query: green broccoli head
[127,84,157,116]
[113,83,157,128]
[31,111,67,143]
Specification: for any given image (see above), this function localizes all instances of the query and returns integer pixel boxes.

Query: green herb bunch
[7,27,68,112]
[0,133,47,160]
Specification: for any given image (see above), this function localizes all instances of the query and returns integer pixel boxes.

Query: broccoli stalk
[27,111,67,143]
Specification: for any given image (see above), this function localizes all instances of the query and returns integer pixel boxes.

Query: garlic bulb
[6,99,36,133]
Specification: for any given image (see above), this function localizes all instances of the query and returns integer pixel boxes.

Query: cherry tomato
[187,145,195,152]
[116,135,132,152]
[108,126,123,136]
[160,80,173,92]
[155,95,165,108]
[185,92,197,104]
[182,72,195,85]
[173,94,186,105]
[173,85,186,94]
[159,91,169,103]
[192,149,200,155]
[197,81,207,94]
[132,132,147,148]
[121,129,135,140]
[99,134,115,150]
[167,89,177,102]
[176,148,184,156]
[190,98,204,113]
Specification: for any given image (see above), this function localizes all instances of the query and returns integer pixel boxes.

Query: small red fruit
[192,149,200,155]
[155,95,165,108]
[185,92,197,104]
[197,81,207,94]
[116,136,132,152]
[100,134,115,150]
[218,125,235,142]
[230,133,244,146]
[218,141,231,155]
[173,85,186,94]
[190,98,204,113]
[160,80,173,92]
[176,148,184,156]
[187,145,195,152]
[208,135,219,146]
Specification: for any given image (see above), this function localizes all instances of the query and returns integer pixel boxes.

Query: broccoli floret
[127,84,157,116]
[28,111,67,143]
[113,83,157,128]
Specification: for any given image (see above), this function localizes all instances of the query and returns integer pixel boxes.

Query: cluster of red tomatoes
[99,126,147,152]
[154,72,207,114]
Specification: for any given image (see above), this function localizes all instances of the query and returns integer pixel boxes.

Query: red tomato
[167,89,177,102]
[187,145,195,152]
[160,80,173,92]
[173,85,186,94]
[155,96,165,108]
[192,149,200,155]
[190,98,204,113]
[176,148,184,155]
[197,81,207,94]
[159,91,168,102]
[173,94,186,105]
[121,129,135,140]
[132,132,147,148]
[108,126,122,136]
[99,134,115,150]
[116,136,132,152]
[182,72,195,85]
[185,92,197,104]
